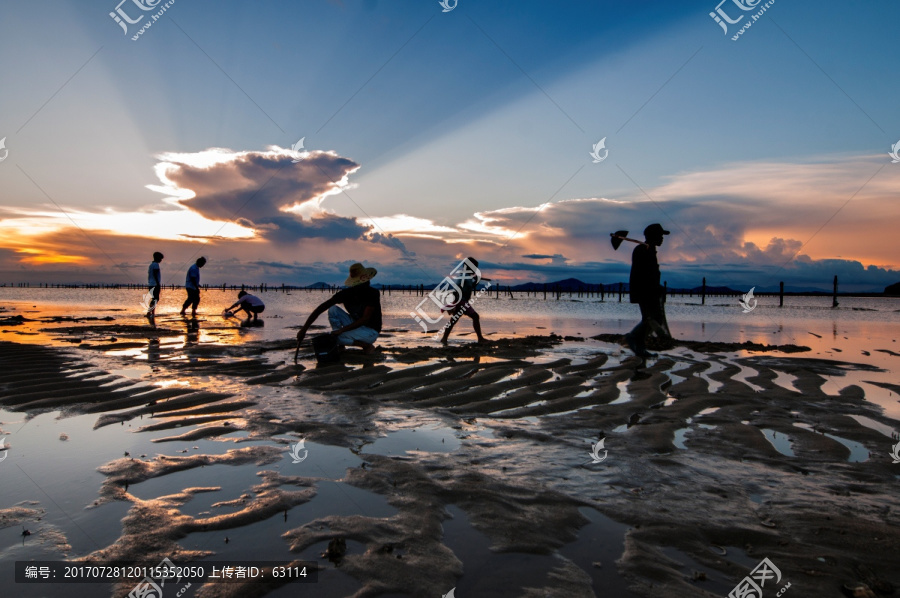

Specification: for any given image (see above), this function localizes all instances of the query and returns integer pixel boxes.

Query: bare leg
[440,309,462,343]
[471,313,485,343]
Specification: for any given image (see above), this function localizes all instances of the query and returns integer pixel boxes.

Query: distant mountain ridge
[297,278,894,295]
[508,278,743,294]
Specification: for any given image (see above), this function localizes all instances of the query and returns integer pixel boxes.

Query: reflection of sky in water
[761,429,795,457]
[361,426,460,456]
[793,422,870,462]
[2,290,900,586]
[848,414,897,438]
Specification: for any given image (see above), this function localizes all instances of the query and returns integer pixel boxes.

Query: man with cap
[295,262,382,354]
[625,223,671,358]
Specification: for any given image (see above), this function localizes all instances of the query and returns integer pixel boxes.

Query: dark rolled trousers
[241,301,265,315]
[629,297,666,348]
[182,288,200,312]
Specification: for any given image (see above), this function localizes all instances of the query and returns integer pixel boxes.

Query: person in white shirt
[225,291,265,321]
[146,252,163,321]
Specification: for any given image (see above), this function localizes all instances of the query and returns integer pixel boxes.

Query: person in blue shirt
[180,257,207,317]
[145,251,163,322]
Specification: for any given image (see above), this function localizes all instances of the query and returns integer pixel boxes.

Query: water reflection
[147,338,160,364]
[184,316,199,347]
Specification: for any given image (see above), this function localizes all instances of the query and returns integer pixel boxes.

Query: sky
[1,0,898,291]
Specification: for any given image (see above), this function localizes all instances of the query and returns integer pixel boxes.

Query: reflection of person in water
[147,338,160,365]
[225,291,265,321]
[184,316,200,348]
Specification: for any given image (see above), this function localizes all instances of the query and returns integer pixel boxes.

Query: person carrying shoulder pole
[625,223,671,358]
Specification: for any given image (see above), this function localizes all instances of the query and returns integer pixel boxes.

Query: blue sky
[1,0,898,290]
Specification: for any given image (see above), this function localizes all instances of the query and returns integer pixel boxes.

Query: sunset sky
[1,0,898,291]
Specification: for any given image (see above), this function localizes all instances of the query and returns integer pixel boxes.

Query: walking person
[145,251,163,323]
[440,257,490,344]
[225,290,265,321]
[295,262,381,355]
[625,224,671,358]
[180,257,206,317]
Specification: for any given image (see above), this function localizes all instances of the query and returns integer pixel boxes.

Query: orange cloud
[16,249,90,265]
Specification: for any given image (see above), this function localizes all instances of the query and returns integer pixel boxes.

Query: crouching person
[295,262,381,355]
[226,290,265,321]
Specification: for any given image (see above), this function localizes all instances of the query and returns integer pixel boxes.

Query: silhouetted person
[146,251,163,322]
[295,262,382,354]
[225,290,265,321]
[180,257,206,317]
[440,257,490,344]
[625,224,671,358]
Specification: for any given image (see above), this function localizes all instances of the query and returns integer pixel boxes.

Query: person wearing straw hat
[625,223,671,359]
[295,262,382,355]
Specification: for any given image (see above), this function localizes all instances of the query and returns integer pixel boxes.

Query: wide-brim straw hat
[345,262,377,287]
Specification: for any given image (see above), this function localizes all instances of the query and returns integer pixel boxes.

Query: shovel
[610,230,648,250]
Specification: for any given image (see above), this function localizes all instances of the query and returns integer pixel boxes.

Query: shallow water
[793,422,870,463]
[760,429,795,457]
[361,425,460,456]
[3,290,900,597]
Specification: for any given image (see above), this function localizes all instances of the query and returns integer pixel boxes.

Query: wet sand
[2,307,900,598]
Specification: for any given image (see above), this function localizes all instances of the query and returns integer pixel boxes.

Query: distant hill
[686,285,742,294]
[886,282,900,296]
[510,278,599,291]
[507,279,744,294]
[304,282,332,289]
